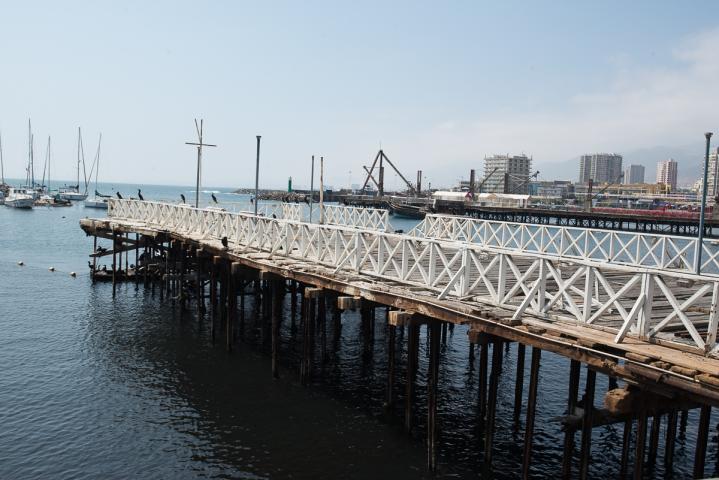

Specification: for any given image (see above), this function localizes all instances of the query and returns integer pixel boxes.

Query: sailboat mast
[0,130,4,185]
[48,136,51,193]
[77,127,80,190]
[95,133,102,193]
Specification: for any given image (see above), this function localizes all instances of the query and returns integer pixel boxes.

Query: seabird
[211,193,218,204]
[221,236,228,249]
[272,213,277,219]
[180,193,186,203]
[137,189,144,201]
[116,192,123,199]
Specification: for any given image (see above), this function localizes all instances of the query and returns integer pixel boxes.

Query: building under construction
[483,154,532,194]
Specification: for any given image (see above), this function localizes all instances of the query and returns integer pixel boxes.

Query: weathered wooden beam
[337,295,361,311]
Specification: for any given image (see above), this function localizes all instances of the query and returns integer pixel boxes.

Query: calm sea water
[0,181,715,479]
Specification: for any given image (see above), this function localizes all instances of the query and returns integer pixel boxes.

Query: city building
[623,164,645,184]
[578,153,623,184]
[483,154,532,194]
[656,159,678,191]
[704,147,719,197]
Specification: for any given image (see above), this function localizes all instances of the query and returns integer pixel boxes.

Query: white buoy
[49,267,55,272]
[69,272,77,277]
[17,261,24,266]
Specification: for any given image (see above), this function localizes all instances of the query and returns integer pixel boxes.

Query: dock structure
[80,199,719,477]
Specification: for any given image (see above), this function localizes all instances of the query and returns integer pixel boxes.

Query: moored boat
[5,187,34,208]
[389,200,426,219]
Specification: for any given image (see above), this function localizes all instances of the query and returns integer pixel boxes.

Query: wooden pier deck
[80,199,719,478]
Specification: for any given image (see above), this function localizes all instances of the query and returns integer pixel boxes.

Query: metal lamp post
[696,132,713,274]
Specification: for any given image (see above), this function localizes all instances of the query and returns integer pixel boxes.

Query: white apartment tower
[578,153,623,184]
[483,154,532,194]
[656,159,678,191]
[705,147,719,197]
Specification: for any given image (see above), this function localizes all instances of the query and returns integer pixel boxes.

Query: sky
[1,1,718,190]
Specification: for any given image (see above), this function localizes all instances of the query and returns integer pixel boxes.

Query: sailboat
[36,137,70,207]
[6,121,37,209]
[84,134,108,209]
[59,127,88,201]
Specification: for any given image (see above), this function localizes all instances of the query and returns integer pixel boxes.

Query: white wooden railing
[322,204,390,231]
[411,214,719,277]
[107,199,719,355]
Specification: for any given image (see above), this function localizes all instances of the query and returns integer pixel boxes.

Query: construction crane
[475,167,499,194]
[505,170,540,194]
[360,149,416,196]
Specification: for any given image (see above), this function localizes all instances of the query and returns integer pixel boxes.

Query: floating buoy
[69,272,77,277]
[17,261,24,266]
[49,267,55,272]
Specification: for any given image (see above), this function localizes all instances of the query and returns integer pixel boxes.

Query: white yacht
[59,127,88,201]
[5,187,34,208]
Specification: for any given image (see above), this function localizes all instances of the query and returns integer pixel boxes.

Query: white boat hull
[5,197,34,208]
[59,192,87,201]
[84,198,108,209]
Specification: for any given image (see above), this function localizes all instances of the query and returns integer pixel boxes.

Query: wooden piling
[405,322,420,433]
[693,405,711,479]
[647,414,661,468]
[478,337,489,430]
[514,342,526,429]
[92,236,97,283]
[562,359,581,479]
[386,323,396,411]
[522,347,541,479]
[578,367,596,480]
[427,321,441,471]
[271,278,282,379]
[112,230,117,297]
[634,403,648,480]
[664,409,677,472]
[484,337,503,467]
[619,420,632,478]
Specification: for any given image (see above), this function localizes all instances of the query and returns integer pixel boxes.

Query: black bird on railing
[180,193,186,204]
[272,213,277,219]
[221,236,228,249]
[211,193,218,204]
[250,197,254,204]
[303,196,310,205]
[116,192,123,199]
[137,189,144,201]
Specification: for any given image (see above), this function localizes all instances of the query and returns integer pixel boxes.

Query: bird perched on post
[116,192,123,199]
[137,189,144,201]
[180,193,186,204]
[211,193,218,204]
[221,236,228,249]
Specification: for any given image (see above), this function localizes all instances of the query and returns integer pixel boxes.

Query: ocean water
[0,181,716,479]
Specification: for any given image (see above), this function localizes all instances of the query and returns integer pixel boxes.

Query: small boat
[389,200,426,219]
[5,187,34,208]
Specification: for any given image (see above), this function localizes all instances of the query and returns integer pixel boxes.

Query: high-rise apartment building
[623,164,645,184]
[705,148,719,197]
[578,153,623,184]
[483,154,532,194]
[656,159,678,191]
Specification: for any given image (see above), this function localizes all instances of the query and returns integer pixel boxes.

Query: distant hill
[538,145,705,186]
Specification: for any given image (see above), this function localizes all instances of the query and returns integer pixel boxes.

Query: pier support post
[562,359,581,479]
[478,335,489,431]
[578,367,596,480]
[647,414,661,468]
[693,405,711,479]
[634,403,648,480]
[484,337,503,468]
[514,342,526,429]
[386,322,396,411]
[522,347,541,479]
[112,231,117,297]
[620,420,632,478]
[271,278,282,379]
[405,321,420,433]
[427,321,441,471]
[92,236,97,283]
[664,409,677,472]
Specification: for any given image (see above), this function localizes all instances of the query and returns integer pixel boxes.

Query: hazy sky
[1,1,718,189]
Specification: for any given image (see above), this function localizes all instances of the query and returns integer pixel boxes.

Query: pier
[80,199,719,478]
